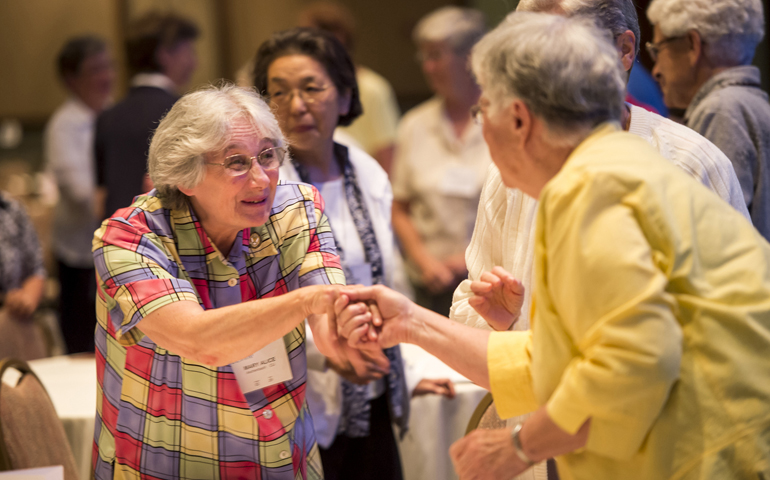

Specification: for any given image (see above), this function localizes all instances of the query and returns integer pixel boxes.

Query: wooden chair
[465,392,560,480]
[0,358,79,479]
[465,392,506,434]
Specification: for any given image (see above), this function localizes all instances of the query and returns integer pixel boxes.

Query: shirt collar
[131,73,178,94]
[170,197,275,271]
[684,66,762,122]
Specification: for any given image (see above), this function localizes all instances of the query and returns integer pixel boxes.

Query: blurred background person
[95,11,199,219]
[647,0,770,240]
[391,6,490,317]
[44,35,115,353]
[254,27,454,480]
[297,1,401,175]
[0,191,47,361]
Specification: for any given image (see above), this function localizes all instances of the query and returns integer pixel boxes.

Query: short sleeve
[391,120,414,202]
[537,173,683,460]
[297,184,346,288]
[93,215,199,346]
[11,198,46,282]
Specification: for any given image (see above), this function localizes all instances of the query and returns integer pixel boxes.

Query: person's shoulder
[46,99,91,134]
[97,192,171,243]
[646,108,730,161]
[274,181,321,207]
[357,66,394,92]
[400,97,441,126]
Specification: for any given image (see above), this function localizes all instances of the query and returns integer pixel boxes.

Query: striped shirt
[92,182,343,480]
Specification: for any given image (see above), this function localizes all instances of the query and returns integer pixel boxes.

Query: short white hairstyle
[471,12,625,142]
[517,0,641,56]
[412,6,487,52]
[647,0,765,66]
[148,83,285,210]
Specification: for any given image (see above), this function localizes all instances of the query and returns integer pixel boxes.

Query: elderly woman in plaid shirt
[91,84,378,480]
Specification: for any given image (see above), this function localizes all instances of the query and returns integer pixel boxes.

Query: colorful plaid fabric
[91,182,344,480]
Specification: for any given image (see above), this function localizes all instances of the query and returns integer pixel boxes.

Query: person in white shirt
[392,7,492,317]
[254,27,454,480]
[44,35,115,353]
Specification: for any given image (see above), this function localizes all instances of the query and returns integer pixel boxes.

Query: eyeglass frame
[267,84,332,107]
[206,146,286,176]
[645,36,684,62]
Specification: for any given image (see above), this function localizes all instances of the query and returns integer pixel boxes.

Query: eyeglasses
[470,104,483,125]
[645,36,683,62]
[268,85,331,107]
[207,147,285,176]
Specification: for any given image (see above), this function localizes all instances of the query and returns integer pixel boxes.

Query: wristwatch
[510,423,536,466]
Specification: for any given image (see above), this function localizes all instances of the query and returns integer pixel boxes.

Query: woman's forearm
[520,407,591,462]
[409,305,491,389]
[140,285,333,366]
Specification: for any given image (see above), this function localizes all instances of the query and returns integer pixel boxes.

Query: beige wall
[0,0,123,123]
[1,0,467,124]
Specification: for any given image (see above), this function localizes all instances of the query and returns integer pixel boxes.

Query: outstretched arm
[336,286,492,390]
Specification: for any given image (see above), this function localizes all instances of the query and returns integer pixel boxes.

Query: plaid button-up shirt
[92,182,344,480]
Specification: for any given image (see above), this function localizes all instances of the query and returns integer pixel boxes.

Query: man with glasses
[647,0,770,240]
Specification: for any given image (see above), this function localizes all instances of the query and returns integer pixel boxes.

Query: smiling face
[179,118,279,253]
[266,54,350,157]
[66,49,116,112]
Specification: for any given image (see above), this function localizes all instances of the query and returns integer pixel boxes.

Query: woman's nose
[248,161,270,186]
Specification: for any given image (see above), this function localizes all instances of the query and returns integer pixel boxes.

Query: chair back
[0,358,78,480]
[465,392,507,434]
[0,310,48,361]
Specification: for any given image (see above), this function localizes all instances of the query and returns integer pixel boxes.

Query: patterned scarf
[291,143,409,438]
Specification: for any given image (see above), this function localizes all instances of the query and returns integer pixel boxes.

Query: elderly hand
[418,255,457,293]
[450,428,530,480]
[469,267,525,331]
[335,285,415,349]
[5,287,39,321]
[413,378,456,398]
[327,346,390,385]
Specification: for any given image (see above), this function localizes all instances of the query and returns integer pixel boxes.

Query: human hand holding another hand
[469,266,525,331]
[334,285,416,350]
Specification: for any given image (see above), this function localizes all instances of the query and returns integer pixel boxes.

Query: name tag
[231,338,293,393]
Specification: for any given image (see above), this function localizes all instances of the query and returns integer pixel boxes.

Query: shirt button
[227,278,238,287]
[250,233,261,248]
[263,409,273,419]
[279,450,290,459]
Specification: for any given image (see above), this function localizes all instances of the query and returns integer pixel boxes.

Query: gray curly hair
[471,12,626,144]
[148,83,285,210]
[647,0,765,66]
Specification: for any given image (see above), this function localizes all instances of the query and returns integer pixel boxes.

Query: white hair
[647,0,765,66]
[148,83,285,210]
[471,12,626,144]
[517,0,641,55]
[412,6,487,51]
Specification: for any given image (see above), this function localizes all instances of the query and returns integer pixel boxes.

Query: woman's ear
[686,30,704,67]
[338,88,352,116]
[615,30,636,72]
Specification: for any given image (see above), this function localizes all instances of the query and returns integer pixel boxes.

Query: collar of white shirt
[131,73,177,94]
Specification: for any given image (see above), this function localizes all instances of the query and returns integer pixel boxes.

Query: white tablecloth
[29,348,487,480]
[28,355,96,480]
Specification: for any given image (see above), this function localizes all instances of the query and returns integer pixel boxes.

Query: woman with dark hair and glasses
[253,28,454,480]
